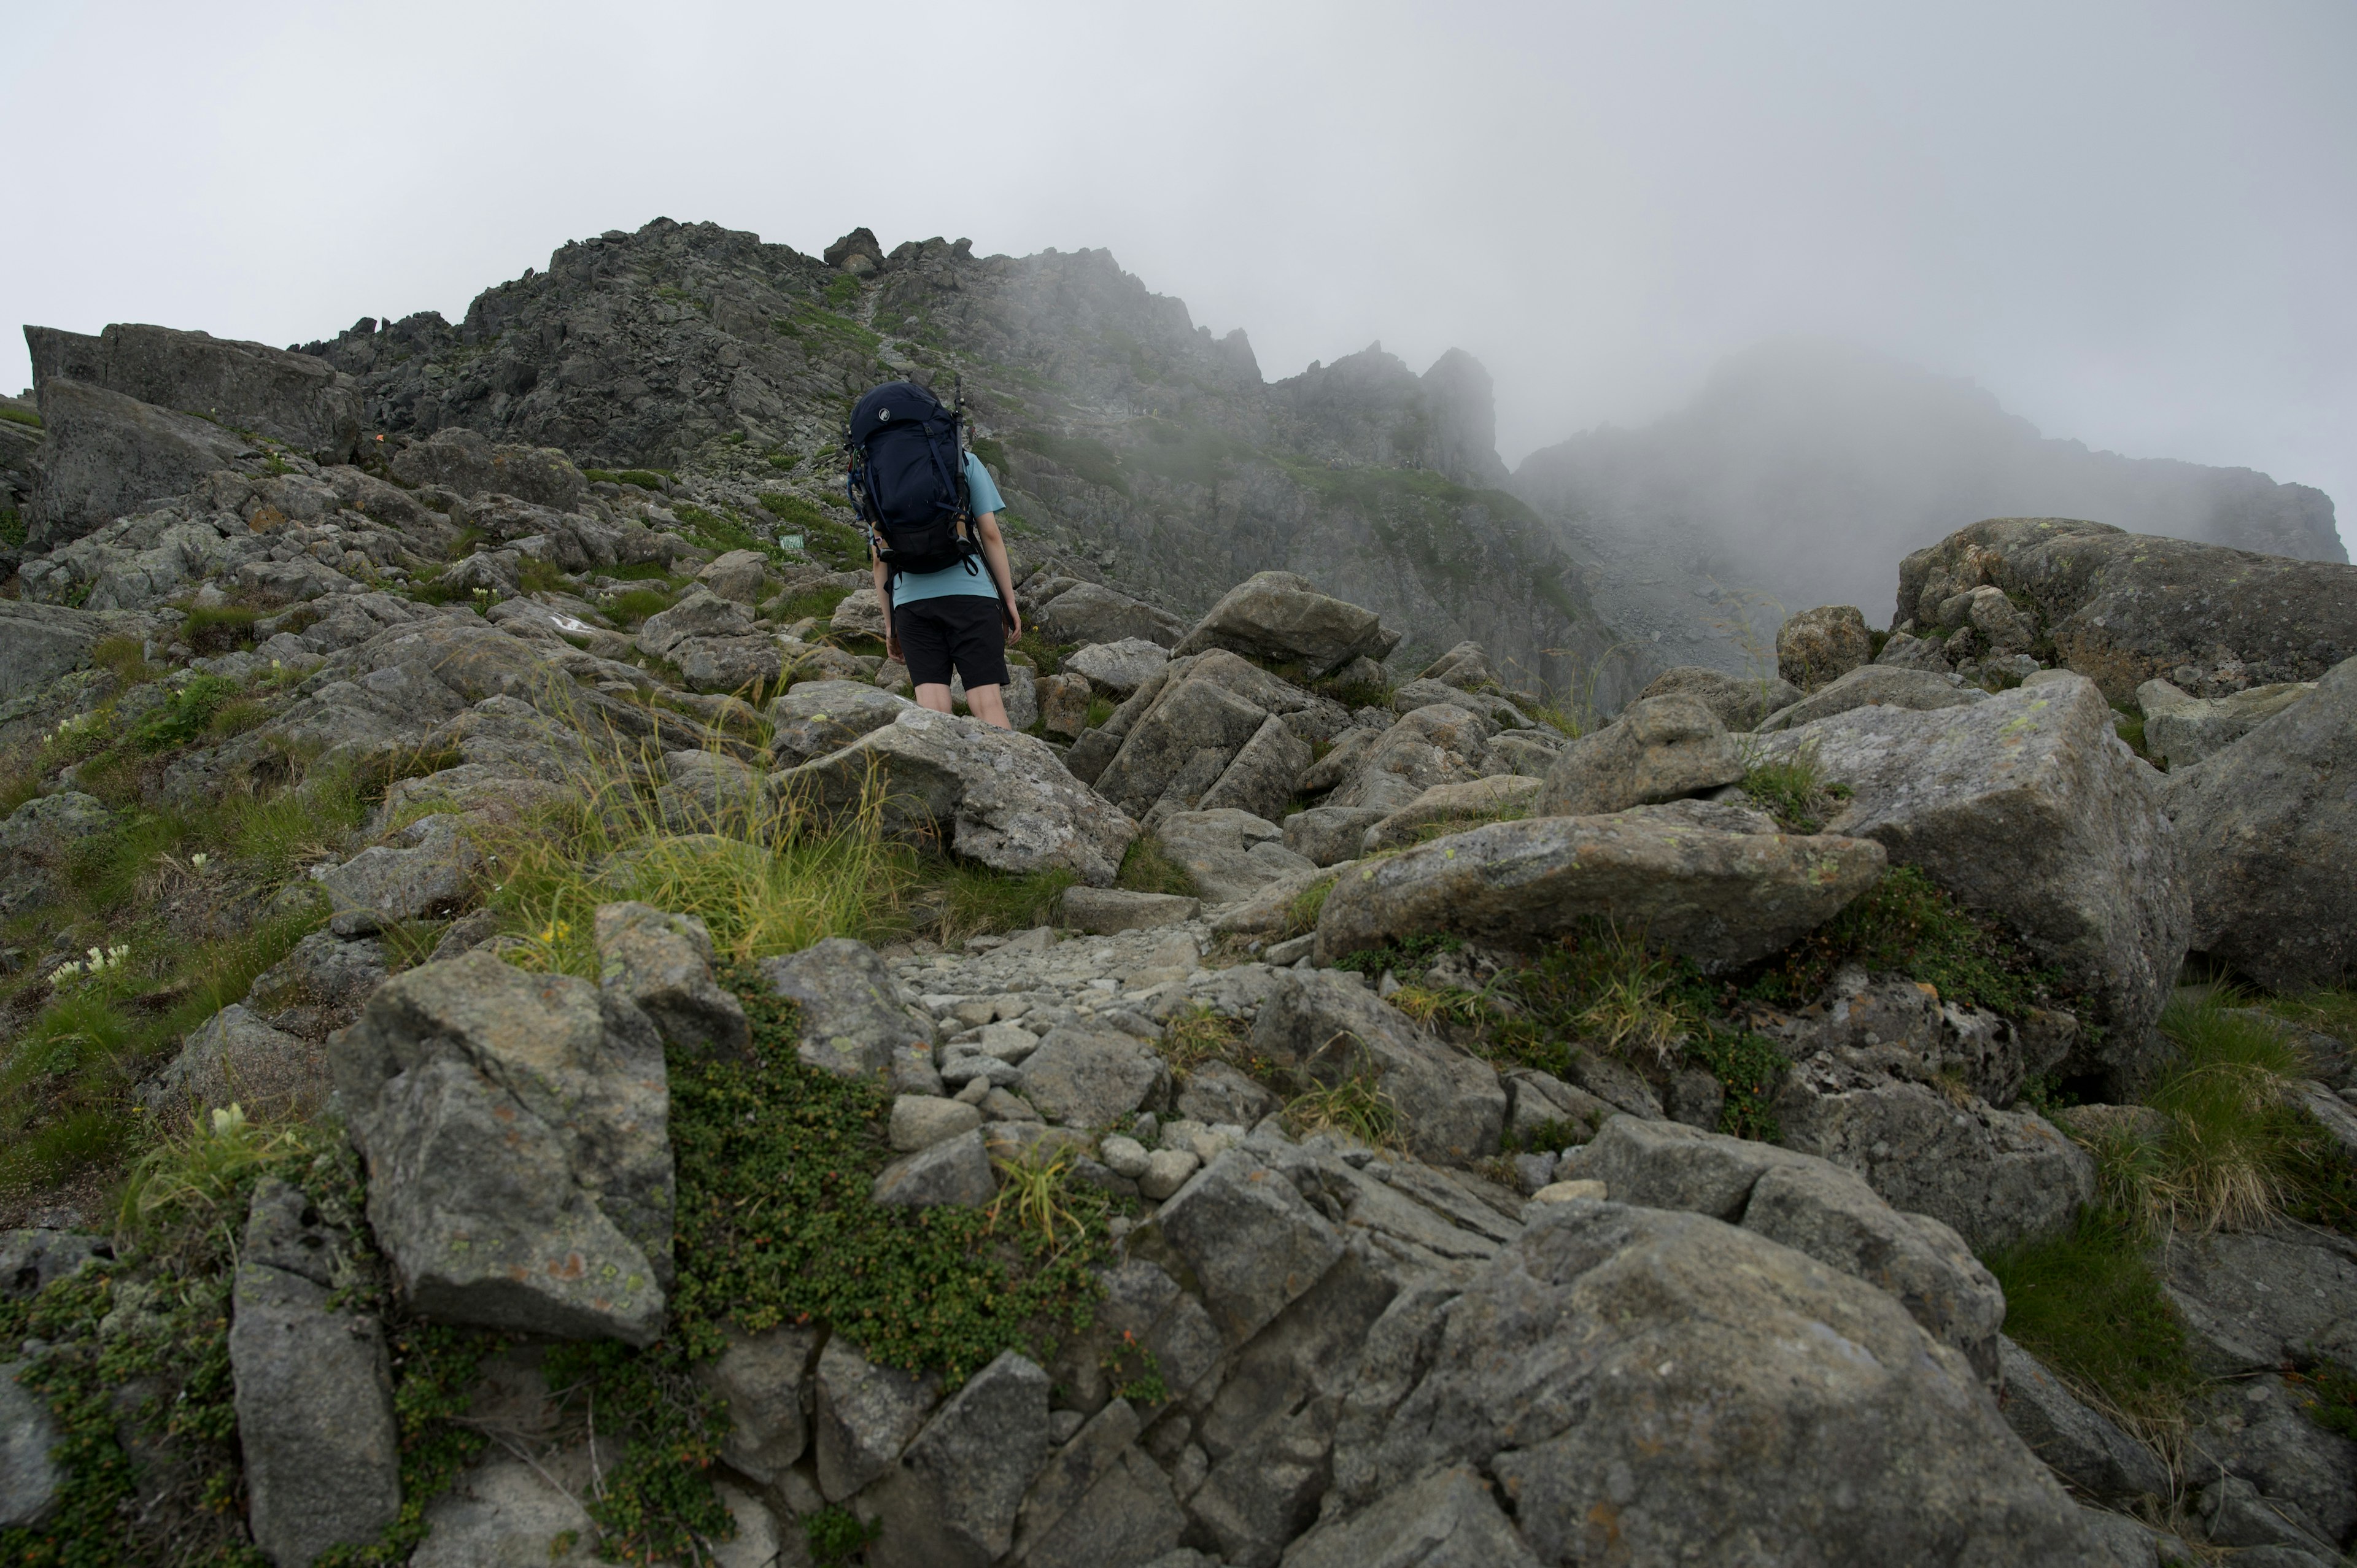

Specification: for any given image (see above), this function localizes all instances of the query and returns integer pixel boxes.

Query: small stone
[1513,1151,1560,1194]
[1530,1178,1607,1203]
[1049,1409,1087,1445]
[889,1095,983,1153]
[1263,934,1315,967]
[941,1055,1023,1088]
[954,1076,992,1106]
[954,1000,997,1029]
[980,1087,1040,1123]
[1099,1134,1152,1180]
[1139,1148,1201,1201]
[977,1022,1042,1064]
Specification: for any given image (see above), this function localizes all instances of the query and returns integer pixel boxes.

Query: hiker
[845,380,1023,728]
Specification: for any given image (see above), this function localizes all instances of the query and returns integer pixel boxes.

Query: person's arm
[871,542,900,660]
[973,512,1022,638]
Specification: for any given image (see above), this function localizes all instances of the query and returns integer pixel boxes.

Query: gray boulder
[388,427,586,511]
[1778,604,1876,689]
[1090,651,1330,828]
[1039,581,1189,648]
[314,812,481,936]
[1250,969,1505,1165]
[774,707,1137,885]
[759,938,937,1085]
[1315,807,1885,971]
[1323,705,1496,814]
[330,951,673,1344]
[2164,656,2357,991]
[1390,679,1528,730]
[872,1129,998,1209]
[1774,1052,2093,1251]
[1418,639,1501,692]
[1752,674,2188,1089]
[1637,664,1805,732]
[28,320,362,465]
[1895,517,2357,702]
[1018,1028,1172,1128]
[1280,1464,1539,1568]
[1064,636,1170,697]
[22,377,256,549]
[593,902,748,1059]
[1757,663,1986,732]
[699,548,770,604]
[1172,570,1399,676]
[813,1336,942,1501]
[0,1231,108,1300]
[230,1178,402,1566]
[1997,1335,2170,1502]
[0,1361,62,1531]
[0,603,135,705]
[638,586,754,657]
[1562,1118,2006,1380]
[1538,693,1744,814]
[1283,805,1390,867]
[865,1349,1051,1568]
[1156,809,1317,903]
[695,1323,819,1487]
[768,678,914,763]
[829,587,890,641]
[0,789,115,919]
[2136,677,2315,769]
[139,1003,321,1118]
[2162,1230,2357,1378]
[1148,1148,1345,1343]
[1328,1201,2097,1564]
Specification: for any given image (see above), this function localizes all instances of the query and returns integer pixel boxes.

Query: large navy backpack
[845,380,978,577]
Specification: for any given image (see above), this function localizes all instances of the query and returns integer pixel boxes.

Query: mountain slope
[1511,338,2345,628]
[298,220,1633,702]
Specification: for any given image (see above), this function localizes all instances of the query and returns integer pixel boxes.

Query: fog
[4,0,2351,553]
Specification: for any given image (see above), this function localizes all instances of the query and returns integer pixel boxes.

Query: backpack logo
[878,409,891,421]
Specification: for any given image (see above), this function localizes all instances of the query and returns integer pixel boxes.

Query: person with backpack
[844,380,1023,727]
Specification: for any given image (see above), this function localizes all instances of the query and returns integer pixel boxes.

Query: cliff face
[1512,339,2346,629]
[300,221,1630,701]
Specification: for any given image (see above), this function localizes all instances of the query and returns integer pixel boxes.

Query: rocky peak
[1268,342,1509,489]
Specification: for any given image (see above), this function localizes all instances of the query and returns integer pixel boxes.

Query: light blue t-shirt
[887,453,1007,604]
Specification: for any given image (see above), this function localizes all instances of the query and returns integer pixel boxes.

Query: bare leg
[914,683,955,714]
[965,684,1012,729]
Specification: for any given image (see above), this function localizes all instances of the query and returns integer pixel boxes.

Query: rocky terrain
[0,283,2353,1567]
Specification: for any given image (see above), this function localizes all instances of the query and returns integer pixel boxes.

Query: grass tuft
[1983,1206,2197,1430]
[1117,836,1198,898]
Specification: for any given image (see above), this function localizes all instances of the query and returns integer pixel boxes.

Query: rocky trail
[0,237,2353,1567]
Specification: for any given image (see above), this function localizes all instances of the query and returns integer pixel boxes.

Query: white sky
[4,1,2351,546]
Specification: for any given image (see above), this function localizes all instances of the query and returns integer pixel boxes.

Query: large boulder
[1896,517,2357,701]
[1314,808,1886,972]
[21,377,257,549]
[1638,663,1804,731]
[139,1003,322,1118]
[1996,1335,2172,1503]
[1751,674,2188,1089]
[328,951,674,1345]
[1172,570,1399,677]
[1154,809,1317,903]
[27,321,363,464]
[773,707,1137,886]
[1358,775,1544,854]
[1537,694,1744,815]
[1250,969,1506,1165]
[1773,1050,2094,1251]
[1322,704,1495,814]
[1326,1201,2096,1564]
[768,679,914,763]
[1757,663,1987,732]
[1088,651,1331,828]
[230,1177,402,1565]
[388,427,587,511]
[0,1361,63,1531]
[0,601,143,705]
[1062,636,1168,697]
[1777,604,1876,689]
[2162,657,2357,989]
[759,938,937,1086]
[593,902,748,1059]
[2135,677,2314,770]
[1560,1117,2006,1380]
[1037,581,1188,648]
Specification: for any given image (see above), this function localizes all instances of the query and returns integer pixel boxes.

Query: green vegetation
[0,403,42,428]
[1741,865,2065,1021]
[1283,1065,1401,1150]
[603,585,678,627]
[1984,1207,2196,1429]
[0,508,23,550]
[923,862,1075,943]
[807,1508,884,1566]
[180,603,261,654]
[1082,697,1115,730]
[549,969,1113,1559]
[1010,630,1076,676]
[1736,743,1852,833]
[760,492,870,571]
[1117,835,1198,898]
[824,272,863,311]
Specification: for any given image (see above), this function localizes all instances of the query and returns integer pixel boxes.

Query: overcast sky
[6,1,2350,545]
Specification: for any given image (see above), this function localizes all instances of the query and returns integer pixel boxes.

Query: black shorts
[891,593,1008,689]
